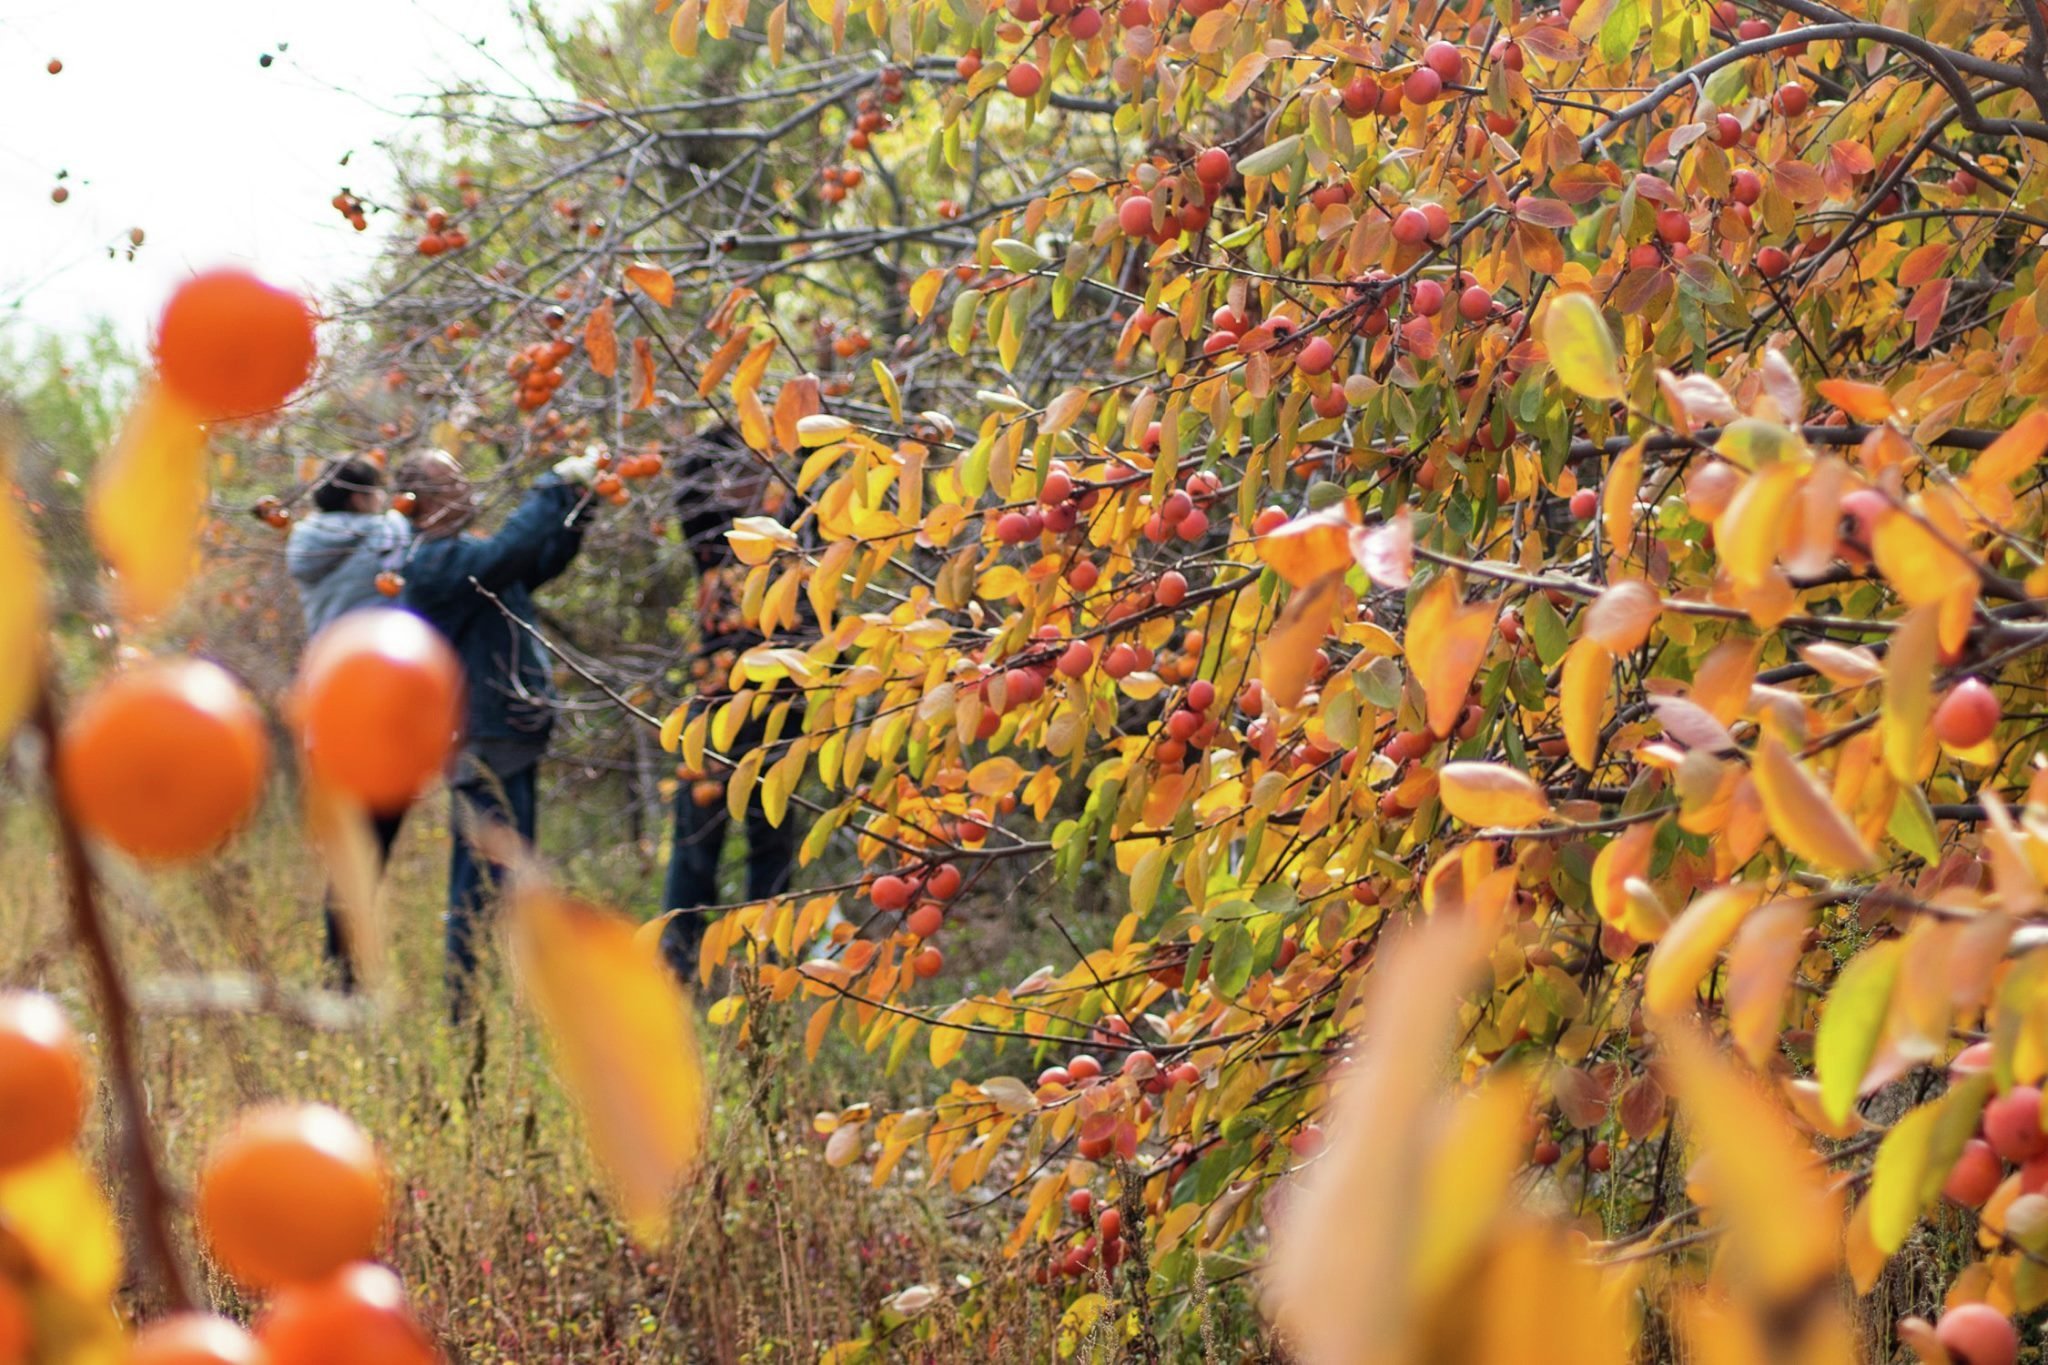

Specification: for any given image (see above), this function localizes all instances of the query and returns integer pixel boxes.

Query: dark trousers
[660,714,797,981]
[447,749,540,1020]
[321,808,408,992]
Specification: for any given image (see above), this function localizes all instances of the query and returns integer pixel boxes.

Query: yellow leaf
[88,384,209,618]
[1561,636,1612,770]
[0,1150,120,1303]
[1259,572,1344,709]
[304,781,387,990]
[1867,1075,1990,1253]
[668,0,701,54]
[1882,604,1939,783]
[1713,459,1801,591]
[1438,762,1553,828]
[1870,504,1976,609]
[797,414,852,445]
[1602,443,1643,567]
[1256,502,1360,589]
[1541,291,1623,401]
[726,515,798,565]
[765,0,787,63]
[1412,1073,1538,1301]
[967,756,1025,796]
[0,458,47,741]
[1661,1026,1843,1299]
[584,296,618,377]
[623,263,676,307]
[1751,734,1877,874]
[1590,819,1668,942]
[1470,1220,1634,1365]
[509,883,705,1245]
[1408,576,1497,739]
[1644,884,1761,1018]
[908,268,945,321]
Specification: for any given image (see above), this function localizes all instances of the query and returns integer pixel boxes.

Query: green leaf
[1815,939,1903,1125]
[1523,590,1569,668]
[948,288,982,355]
[1209,921,1255,998]
[1541,292,1623,401]
[992,238,1050,271]
[1888,785,1941,863]
[1867,1074,1990,1252]
[1236,134,1302,178]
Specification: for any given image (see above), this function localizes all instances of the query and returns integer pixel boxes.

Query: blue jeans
[447,749,539,1020]
[660,712,796,981]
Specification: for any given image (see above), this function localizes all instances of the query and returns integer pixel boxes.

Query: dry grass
[0,782,1094,1363]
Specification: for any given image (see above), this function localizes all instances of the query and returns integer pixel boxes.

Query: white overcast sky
[0,0,587,347]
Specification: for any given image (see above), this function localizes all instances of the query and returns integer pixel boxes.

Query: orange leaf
[697,329,750,398]
[510,880,705,1246]
[1259,572,1344,709]
[1896,243,1951,290]
[1257,503,1360,589]
[623,262,676,307]
[1406,576,1497,738]
[631,336,657,411]
[0,456,46,742]
[1438,762,1553,828]
[585,296,619,377]
[772,376,822,455]
[1751,733,1876,874]
[1814,378,1895,424]
[88,384,210,618]
[1583,579,1660,653]
[1881,604,1938,783]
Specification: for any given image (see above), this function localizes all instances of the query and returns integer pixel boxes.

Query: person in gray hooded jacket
[285,456,413,989]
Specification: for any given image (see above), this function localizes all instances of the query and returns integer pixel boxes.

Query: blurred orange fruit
[197,1105,389,1290]
[0,992,87,1170]
[155,269,317,418]
[255,1264,438,1365]
[294,610,462,814]
[128,1313,270,1365]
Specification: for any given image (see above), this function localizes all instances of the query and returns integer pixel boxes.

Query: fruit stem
[31,683,196,1312]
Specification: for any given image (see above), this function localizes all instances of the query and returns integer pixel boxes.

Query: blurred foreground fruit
[128,1314,271,1365]
[56,659,269,861]
[0,993,86,1170]
[197,1104,390,1290]
[255,1264,438,1365]
[154,268,317,419]
[293,609,463,813]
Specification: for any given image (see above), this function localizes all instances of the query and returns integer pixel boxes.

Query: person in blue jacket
[285,456,411,991]
[392,446,601,1019]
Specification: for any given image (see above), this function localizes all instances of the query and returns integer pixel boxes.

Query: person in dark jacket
[285,456,412,990]
[660,425,801,981]
[393,446,599,1019]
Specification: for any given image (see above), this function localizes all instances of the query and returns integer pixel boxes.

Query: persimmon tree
[19,0,2048,1354]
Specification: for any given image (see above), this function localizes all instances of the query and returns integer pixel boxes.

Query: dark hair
[313,457,384,513]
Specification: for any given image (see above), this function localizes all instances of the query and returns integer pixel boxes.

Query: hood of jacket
[286,511,407,588]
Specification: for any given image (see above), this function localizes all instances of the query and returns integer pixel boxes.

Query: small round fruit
[906,904,944,939]
[1067,1054,1103,1081]
[925,863,963,900]
[155,268,318,419]
[1155,570,1188,606]
[1296,336,1336,375]
[1118,195,1155,237]
[1730,169,1762,205]
[294,610,462,814]
[1392,208,1431,244]
[0,992,88,1170]
[1402,67,1443,104]
[1654,209,1691,243]
[1532,1139,1562,1166]
[1422,41,1463,82]
[1570,488,1599,520]
[870,874,913,911]
[1714,112,1742,147]
[1586,1141,1612,1173]
[1983,1085,2048,1164]
[1195,147,1232,184]
[1934,678,2001,749]
[1458,285,1494,321]
[912,946,944,978]
[1773,83,1809,117]
[1410,279,1444,316]
[197,1105,390,1290]
[1756,245,1791,278]
[1933,1304,2019,1365]
[57,659,269,862]
[256,1264,436,1365]
[1005,62,1043,98]
[1942,1138,2004,1208]
[129,1313,270,1365]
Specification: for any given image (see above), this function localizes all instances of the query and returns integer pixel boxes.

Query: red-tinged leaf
[1548,161,1617,204]
[510,880,706,1245]
[1513,195,1577,229]
[1770,157,1827,203]
[1353,513,1412,588]
[1829,140,1875,176]
[1516,20,1584,61]
[1897,243,1951,290]
[585,296,619,377]
[1584,579,1660,652]
[1631,173,1680,206]
[771,375,822,455]
[1815,378,1896,423]
[88,383,210,618]
[1903,278,1951,352]
[631,336,658,411]
[623,262,676,307]
[1514,221,1565,276]
[1618,1072,1667,1138]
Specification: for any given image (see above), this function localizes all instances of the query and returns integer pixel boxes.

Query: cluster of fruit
[328,190,369,233]
[867,861,964,978]
[0,993,435,1363]
[508,337,575,411]
[412,205,469,257]
[818,162,865,205]
[1111,145,1231,245]
[844,69,902,153]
